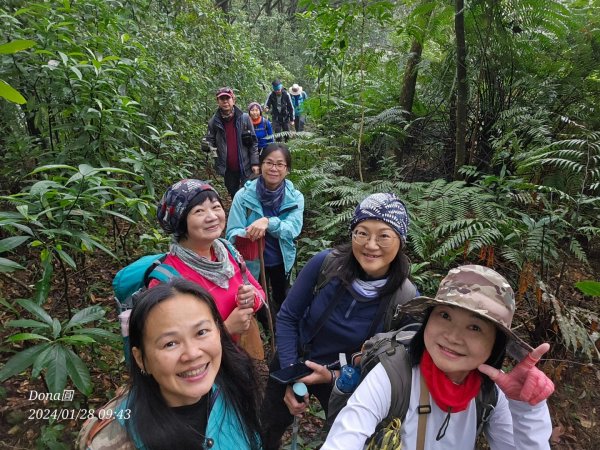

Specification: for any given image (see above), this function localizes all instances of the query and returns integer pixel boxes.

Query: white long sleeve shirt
[322,363,552,450]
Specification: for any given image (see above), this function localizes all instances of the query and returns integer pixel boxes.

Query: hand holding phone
[270,362,313,384]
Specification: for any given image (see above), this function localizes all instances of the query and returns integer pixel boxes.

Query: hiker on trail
[264,79,294,142]
[248,101,274,153]
[259,193,419,450]
[202,87,259,199]
[77,279,263,450]
[152,179,265,359]
[323,265,554,450]
[226,143,304,326]
[289,83,308,132]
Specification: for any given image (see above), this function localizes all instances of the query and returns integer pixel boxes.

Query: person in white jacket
[323,264,554,450]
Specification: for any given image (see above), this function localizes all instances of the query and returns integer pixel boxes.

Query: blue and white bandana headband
[349,193,409,244]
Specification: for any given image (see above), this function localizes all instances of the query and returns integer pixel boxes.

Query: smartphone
[270,362,313,384]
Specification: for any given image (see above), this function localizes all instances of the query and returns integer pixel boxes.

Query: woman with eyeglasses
[259,193,420,450]
[226,142,304,318]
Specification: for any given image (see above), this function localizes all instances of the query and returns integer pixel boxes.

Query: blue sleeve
[266,119,274,143]
[276,250,331,367]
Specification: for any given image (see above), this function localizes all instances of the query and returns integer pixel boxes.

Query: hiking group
[78,84,555,450]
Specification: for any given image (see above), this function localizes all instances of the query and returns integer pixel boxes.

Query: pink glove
[478,343,554,405]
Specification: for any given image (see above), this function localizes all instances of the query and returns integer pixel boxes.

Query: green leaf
[75,328,120,343]
[33,251,53,305]
[0,39,36,54]
[0,236,30,253]
[6,319,52,329]
[52,318,61,339]
[31,345,54,378]
[7,333,51,342]
[58,335,96,345]
[0,257,25,273]
[64,306,105,330]
[0,80,26,104]
[45,345,68,393]
[16,298,53,325]
[0,343,51,381]
[65,348,92,396]
[56,248,76,269]
[575,280,600,297]
[70,66,82,80]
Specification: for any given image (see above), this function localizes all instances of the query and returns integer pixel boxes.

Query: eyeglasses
[351,230,398,248]
[217,95,231,101]
[262,161,287,170]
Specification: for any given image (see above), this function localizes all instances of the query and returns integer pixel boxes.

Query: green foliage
[0,299,119,395]
[575,281,600,297]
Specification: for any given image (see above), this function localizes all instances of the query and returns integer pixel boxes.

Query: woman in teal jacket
[226,143,304,314]
[77,279,263,450]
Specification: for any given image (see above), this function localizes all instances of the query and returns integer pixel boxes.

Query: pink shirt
[148,252,264,340]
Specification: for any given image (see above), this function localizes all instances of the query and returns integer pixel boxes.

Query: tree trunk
[396,38,423,162]
[454,0,468,179]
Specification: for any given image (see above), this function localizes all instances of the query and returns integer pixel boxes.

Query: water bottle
[336,365,361,393]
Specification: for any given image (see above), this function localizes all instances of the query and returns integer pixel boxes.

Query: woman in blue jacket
[77,279,263,449]
[248,102,274,153]
[259,193,419,450]
[226,142,304,314]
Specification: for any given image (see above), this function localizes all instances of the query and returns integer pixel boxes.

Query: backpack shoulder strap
[475,383,498,436]
[379,339,413,424]
[313,250,337,294]
[147,262,180,284]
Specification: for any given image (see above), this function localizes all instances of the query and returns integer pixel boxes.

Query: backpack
[113,238,248,362]
[113,238,245,311]
[328,329,498,444]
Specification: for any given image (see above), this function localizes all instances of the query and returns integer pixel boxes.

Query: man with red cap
[203,87,259,199]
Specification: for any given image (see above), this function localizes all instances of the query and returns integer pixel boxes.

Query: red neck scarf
[251,116,262,126]
[420,350,481,413]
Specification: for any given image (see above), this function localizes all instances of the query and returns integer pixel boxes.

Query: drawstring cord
[436,407,452,441]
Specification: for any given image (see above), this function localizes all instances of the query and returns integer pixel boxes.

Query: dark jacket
[265,89,295,123]
[276,250,418,367]
[206,106,259,177]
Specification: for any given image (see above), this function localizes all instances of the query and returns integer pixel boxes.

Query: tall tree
[454,0,467,178]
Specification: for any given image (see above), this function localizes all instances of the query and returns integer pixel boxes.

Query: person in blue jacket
[248,102,274,153]
[77,279,263,450]
[259,193,419,450]
[226,142,304,315]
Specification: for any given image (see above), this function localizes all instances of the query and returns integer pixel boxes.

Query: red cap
[216,87,234,98]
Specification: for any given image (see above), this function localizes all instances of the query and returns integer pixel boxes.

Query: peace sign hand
[478,343,554,405]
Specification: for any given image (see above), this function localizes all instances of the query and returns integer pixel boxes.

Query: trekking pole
[290,382,307,450]
[258,237,276,352]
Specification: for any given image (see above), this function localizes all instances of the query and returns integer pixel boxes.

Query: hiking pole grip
[290,382,307,450]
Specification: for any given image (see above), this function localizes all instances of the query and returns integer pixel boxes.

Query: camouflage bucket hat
[399,264,533,361]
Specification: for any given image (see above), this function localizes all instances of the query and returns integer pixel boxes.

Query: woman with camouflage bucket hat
[324,265,554,450]
[260,193,420,450]
[152,179,265,346]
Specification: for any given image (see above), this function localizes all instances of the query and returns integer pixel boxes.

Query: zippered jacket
[276,250,418,368]
[206,106,259,177]
[264,89,294,123]
[78,385,262,450]
[226,178,304,277]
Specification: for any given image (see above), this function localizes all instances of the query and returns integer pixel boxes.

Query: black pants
[294,115,305,132]
[224,169,242,199]
[260,357,333,450]
[272,120,291,142]
[265,264,288,312]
